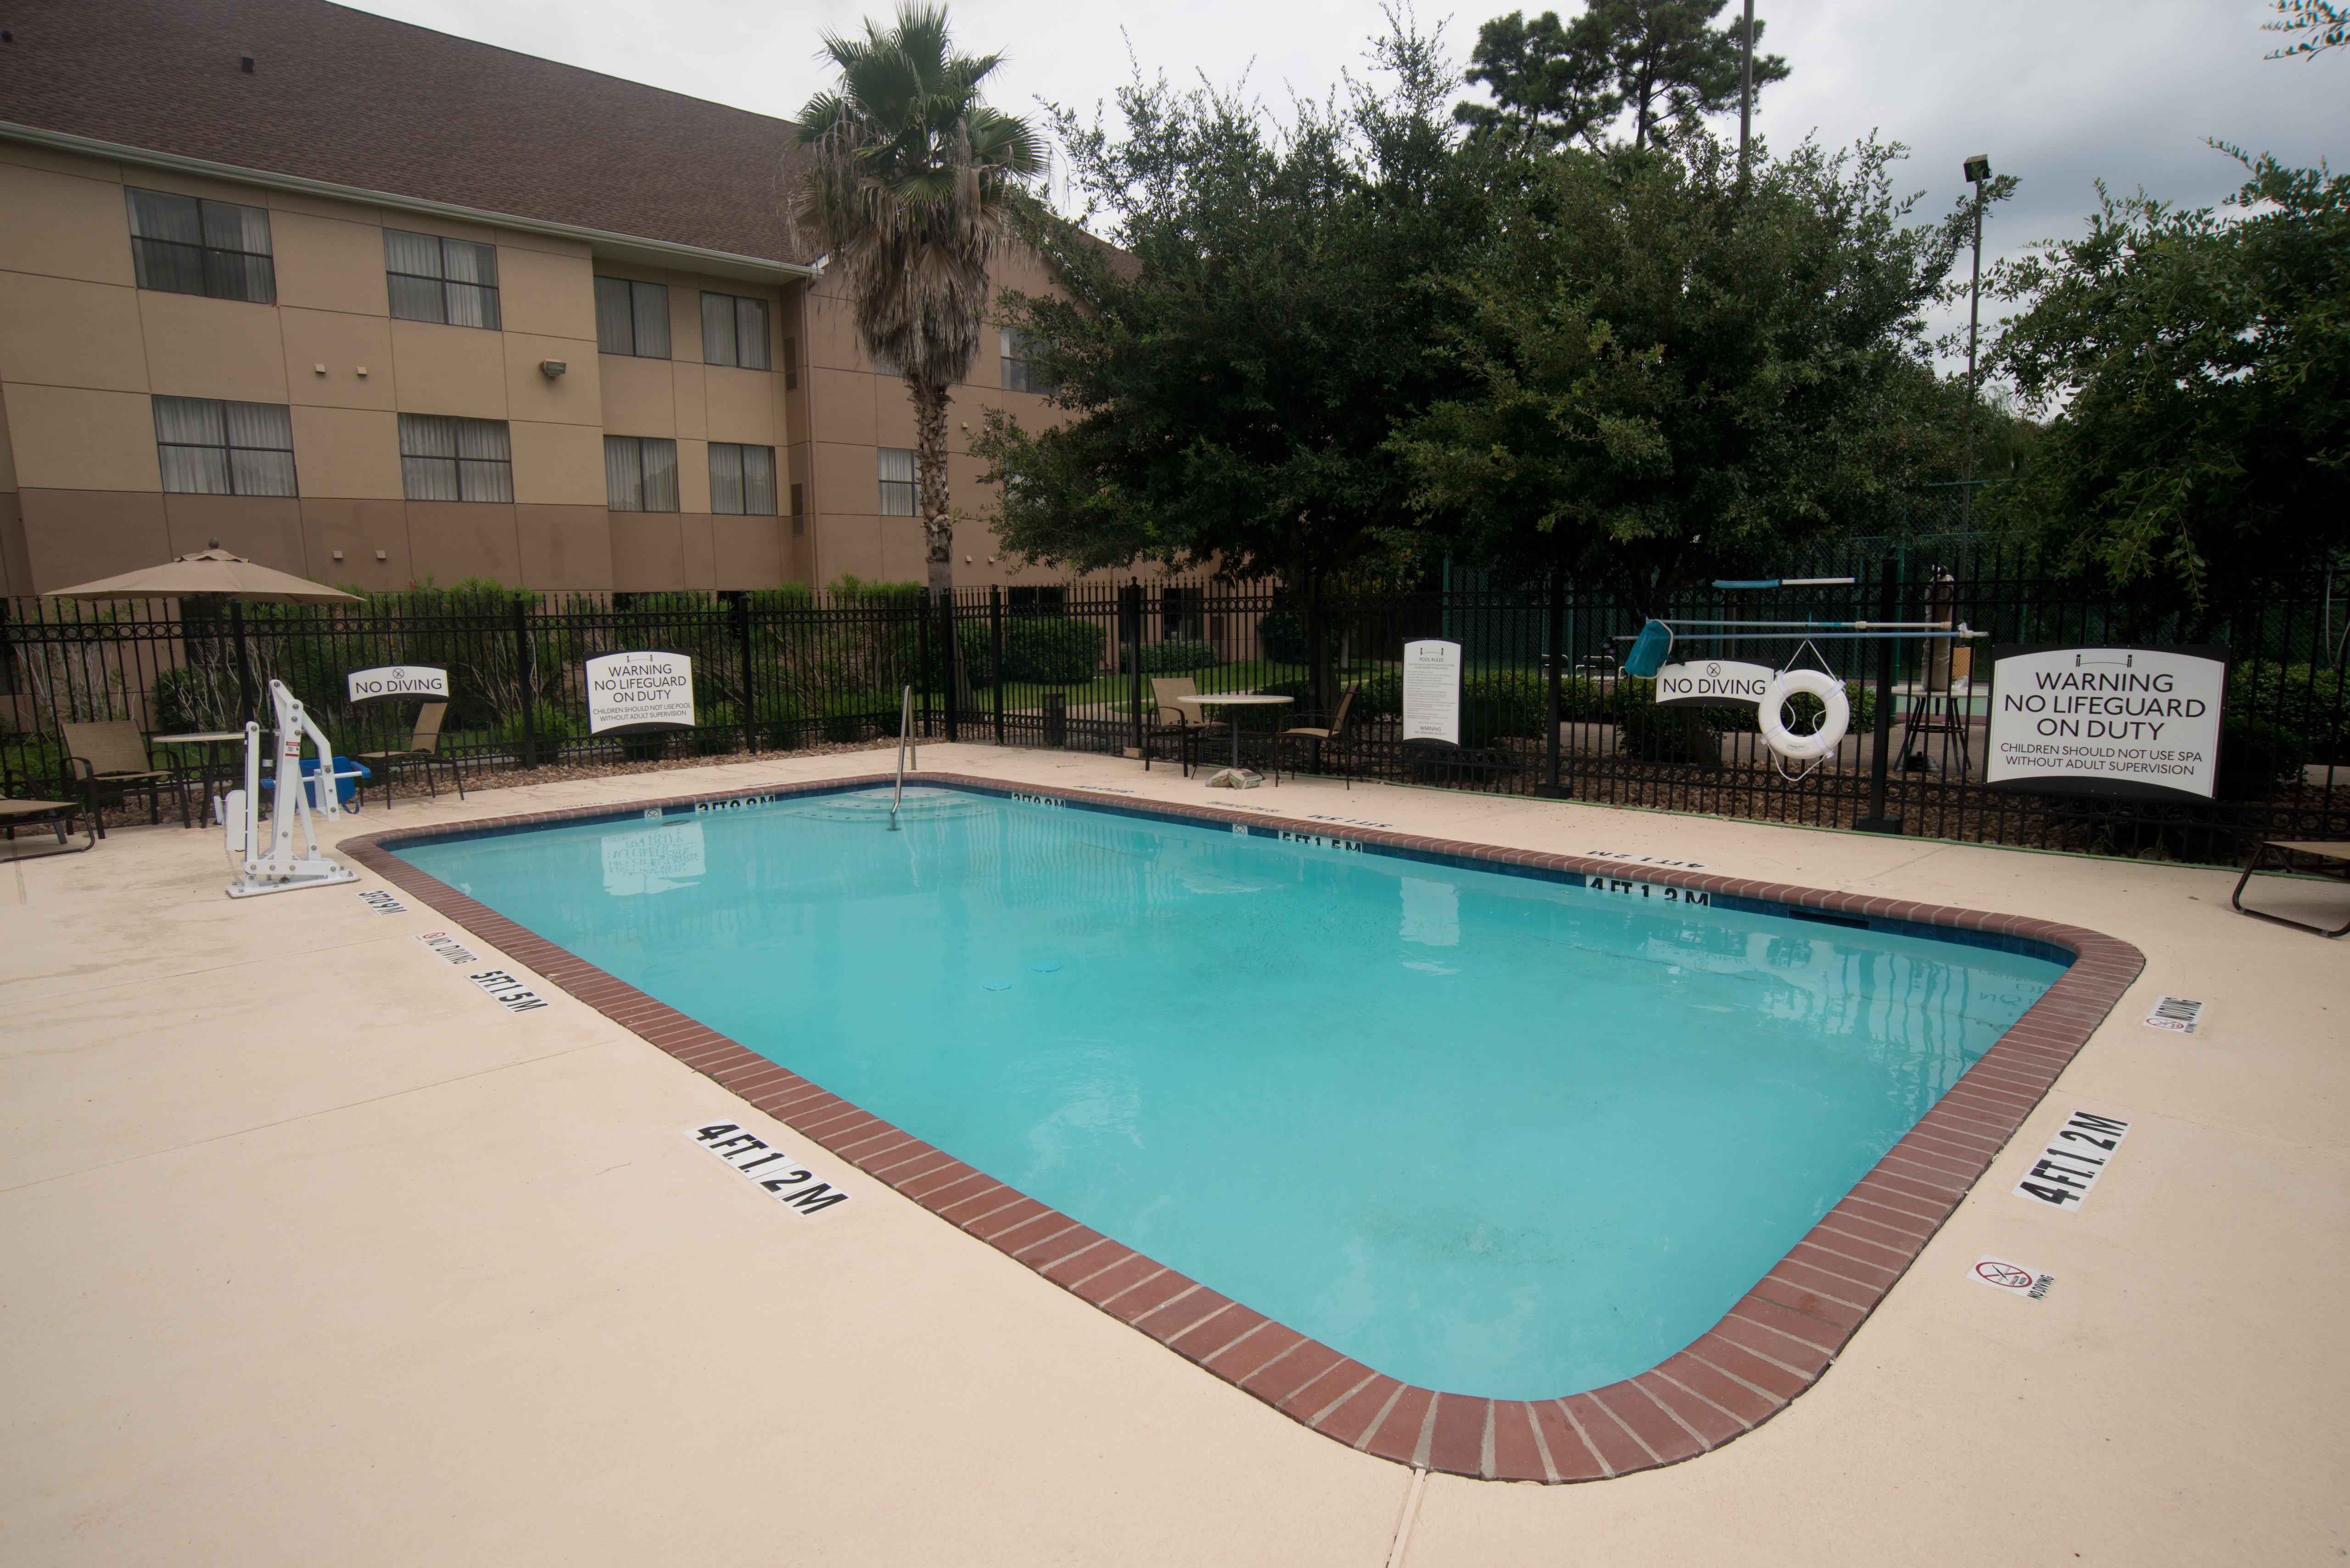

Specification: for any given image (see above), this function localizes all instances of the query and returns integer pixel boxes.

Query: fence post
[229,601,255,725]
[1124,579,1143,757]
[990,585,1005,748]
[734,593,756,753]
[511,597,536,770]
[915,589,932,740]
[1539,569,1566,798]
[1858,556,1901,834]
[940,589,960,744]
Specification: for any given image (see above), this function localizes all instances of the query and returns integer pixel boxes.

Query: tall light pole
[1739,0,1755,165]
[1961,152,1991,527]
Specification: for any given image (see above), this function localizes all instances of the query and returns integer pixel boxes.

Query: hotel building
[0,0,1068,597]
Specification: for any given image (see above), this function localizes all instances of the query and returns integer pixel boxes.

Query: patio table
[1170,692,1292,776]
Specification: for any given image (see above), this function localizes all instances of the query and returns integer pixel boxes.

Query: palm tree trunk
[912,378,971,713]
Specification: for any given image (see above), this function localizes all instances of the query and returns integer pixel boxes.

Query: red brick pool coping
[341,770,2144,1484]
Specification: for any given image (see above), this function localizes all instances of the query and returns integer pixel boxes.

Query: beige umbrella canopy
[44,545,358,605]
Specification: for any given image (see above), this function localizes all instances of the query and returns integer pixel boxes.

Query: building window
[1001,328,1055,396]
[700,292,770,369]
[152,396,296,496]
[1007,586,1066,614]
[399,414,513,502]
[1163,585,1200,640]
[605,436,679,512]
[594,278,671,358]
[708,443,778,515]
[126,188,275,304]
[782,337,799,391]
[878,447,918,517]
[385,230,501,329]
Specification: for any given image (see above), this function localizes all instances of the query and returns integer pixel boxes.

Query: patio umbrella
[43,544,358,605]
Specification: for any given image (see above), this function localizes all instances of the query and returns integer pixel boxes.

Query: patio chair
[1141,677,1228,777]
[2231,840,2350,938]
[1275,687,1358,787]
[356,701,464,807]
[1,764,97,854]
[60,720,190,828]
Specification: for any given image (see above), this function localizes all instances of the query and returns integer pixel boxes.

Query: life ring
[1757,668,1850,760]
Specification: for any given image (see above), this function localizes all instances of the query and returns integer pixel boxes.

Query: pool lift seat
[222,678,359,898]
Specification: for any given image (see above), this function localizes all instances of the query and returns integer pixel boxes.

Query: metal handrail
[889,683,913,831]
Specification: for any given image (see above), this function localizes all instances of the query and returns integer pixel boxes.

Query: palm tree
[794,5,1043,611]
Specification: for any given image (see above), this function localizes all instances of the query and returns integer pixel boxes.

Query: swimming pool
[389,781,2071,1403]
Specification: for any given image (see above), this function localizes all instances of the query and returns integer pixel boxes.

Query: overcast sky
[348,0,2347,365]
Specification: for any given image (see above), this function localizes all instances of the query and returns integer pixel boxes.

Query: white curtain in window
[128,189,201,243]
[631,281,671,358]
[399,413,459,502]
[701,293,736,367]
[878,447,915,485]
[595,278,634,355]
[708,443,744,514]
[154,395,225,447]
[605,436,643,511]
[453,417,511,502]
[383,229,442,278]
[444,281,498,330]
[202,201,272,255]
[223,400,291,451]
[640,438,679,512]
[441,240,497,285]
[735,298,769,370]
[160,447,229,494]
[741,446,777,515]
[230,448,297,497]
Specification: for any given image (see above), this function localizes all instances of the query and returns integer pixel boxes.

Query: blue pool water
[396,787,2064,1398]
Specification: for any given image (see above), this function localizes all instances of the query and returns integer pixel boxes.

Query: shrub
[757,692,809,749]
[820,690,891,742]
[997,616,1104,684]
[1258,608,1308,664]
[691,703,741,756]
[487,702,583,764]
[1125,638,1219,675]
[2219,716,2300,797]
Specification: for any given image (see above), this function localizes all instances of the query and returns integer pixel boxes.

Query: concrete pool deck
[4,744,2346,1565]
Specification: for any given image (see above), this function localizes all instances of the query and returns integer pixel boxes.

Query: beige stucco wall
[0,140,835,596]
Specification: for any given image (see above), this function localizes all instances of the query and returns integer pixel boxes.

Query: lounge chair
[61,719,190,828]
[1141,677,1229,776]
[356,701,464,807]
[2232,840,2350,938]
[0,765,97,854]
[1275,687,1357,787]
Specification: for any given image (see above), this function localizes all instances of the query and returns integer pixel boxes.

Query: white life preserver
[1757,668,1851,760]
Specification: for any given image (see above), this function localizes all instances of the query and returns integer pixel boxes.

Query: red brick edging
[341,771,2143,1483]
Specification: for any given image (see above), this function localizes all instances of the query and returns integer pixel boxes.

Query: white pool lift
[221,678,360,898]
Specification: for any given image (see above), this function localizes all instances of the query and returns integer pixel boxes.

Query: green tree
[2264,0,2350,57]
[972,21,1483,594]
[1458,1,1788,152]
[1992,152,2350,603]
[1393,130,1973,598]
[793,4,1043,605]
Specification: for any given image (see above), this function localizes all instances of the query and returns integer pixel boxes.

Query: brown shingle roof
[0,0,817,264]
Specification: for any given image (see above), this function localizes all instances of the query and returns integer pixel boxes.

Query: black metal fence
[5,544,2344,865]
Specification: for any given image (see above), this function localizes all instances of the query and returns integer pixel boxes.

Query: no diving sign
[1971,1255,2055,1300]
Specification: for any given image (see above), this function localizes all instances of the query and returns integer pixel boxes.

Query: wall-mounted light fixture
[354,365,368,377]
[375,550,388,561]
[539,360,567,378]
[313,362,326,375]
[331,549,344,562]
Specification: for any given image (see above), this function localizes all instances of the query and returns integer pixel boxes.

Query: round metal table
[1171,692,1293,776]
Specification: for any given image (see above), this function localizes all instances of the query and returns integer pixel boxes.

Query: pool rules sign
[1986,644,2228,800]
[586,650,694,736]
[1402,640,1462,745]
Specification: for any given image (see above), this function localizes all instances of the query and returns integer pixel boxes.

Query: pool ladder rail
[889,684,914,831]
